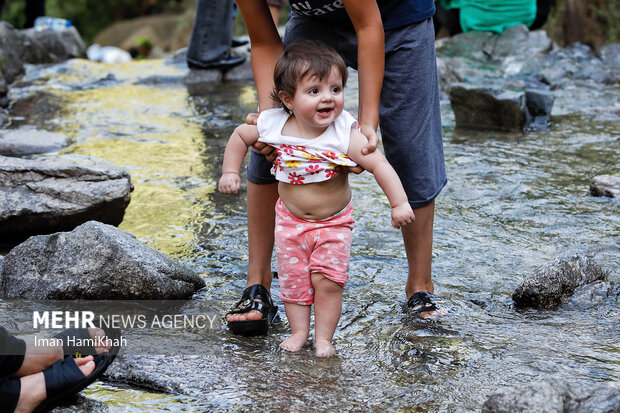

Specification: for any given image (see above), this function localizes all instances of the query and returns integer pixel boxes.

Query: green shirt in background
[440,0,537,34]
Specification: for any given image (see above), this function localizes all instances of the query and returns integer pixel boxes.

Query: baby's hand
[391,203,415,229]
[218,173,241,194]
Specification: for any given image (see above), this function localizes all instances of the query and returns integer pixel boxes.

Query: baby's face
[289,66,345,136]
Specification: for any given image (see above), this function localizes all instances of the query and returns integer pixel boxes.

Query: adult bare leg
[226,182,279,323]
[403,200,435,297]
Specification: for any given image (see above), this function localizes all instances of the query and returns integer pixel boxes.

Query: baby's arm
[218,124,261,194]
[347,128,415,229]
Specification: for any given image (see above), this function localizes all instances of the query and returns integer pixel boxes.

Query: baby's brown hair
[271,40,348,114]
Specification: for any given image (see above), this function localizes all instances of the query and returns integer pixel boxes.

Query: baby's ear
[278,91,293,111]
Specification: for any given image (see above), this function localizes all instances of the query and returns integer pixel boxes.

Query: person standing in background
[186,0,245,71]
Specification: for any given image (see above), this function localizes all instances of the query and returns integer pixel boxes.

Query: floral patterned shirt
[257,108,358,184]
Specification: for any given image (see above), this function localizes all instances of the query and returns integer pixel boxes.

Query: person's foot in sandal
[407,291,448,319]
[14,356,96,413]
[13,328,111,378]
[226,284,278,336]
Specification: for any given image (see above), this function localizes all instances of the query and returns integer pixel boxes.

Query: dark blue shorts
[246,16,447,208]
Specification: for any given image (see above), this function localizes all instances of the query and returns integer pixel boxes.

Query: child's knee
[311,272,343,293]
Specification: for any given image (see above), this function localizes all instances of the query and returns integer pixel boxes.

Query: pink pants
[275,198,354,305]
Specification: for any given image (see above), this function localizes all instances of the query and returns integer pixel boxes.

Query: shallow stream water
[4,56,619,411]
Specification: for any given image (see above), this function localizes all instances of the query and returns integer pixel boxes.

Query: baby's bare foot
[279,332,308,352]
[314,339,336,358]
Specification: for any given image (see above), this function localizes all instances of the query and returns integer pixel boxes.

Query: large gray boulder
[1,221,205,299]
[448,84,553,131]
[22,26,87,61]
[449,84,527,131]
[0,22,53,84]
[0,154,133,243]
[482,380,620,413]
[0,128,69,156]
[512,255,608,309]
[590,175,620,198]
[0,22,87,85]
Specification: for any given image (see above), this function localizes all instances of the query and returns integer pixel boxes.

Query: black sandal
[407,291,438,313]
[226,284,278,336]
[33,353,115,413]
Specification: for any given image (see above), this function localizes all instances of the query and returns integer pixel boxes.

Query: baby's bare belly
[278,173,351,220]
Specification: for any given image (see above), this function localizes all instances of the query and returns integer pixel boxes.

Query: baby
[219,40,414,357]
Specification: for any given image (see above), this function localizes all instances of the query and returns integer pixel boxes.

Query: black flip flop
[407,291,439,313]
[33,353,115,413]
[226,284,278,336]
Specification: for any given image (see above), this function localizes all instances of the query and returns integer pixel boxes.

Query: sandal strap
[226,284,274,316]
[43,357,85,396]
[227,299,268,315]
[407,291,438,312]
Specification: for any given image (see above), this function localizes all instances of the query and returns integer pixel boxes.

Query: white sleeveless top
[257,108,358,184]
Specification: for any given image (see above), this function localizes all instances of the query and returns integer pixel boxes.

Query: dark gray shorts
[246,16,447,208]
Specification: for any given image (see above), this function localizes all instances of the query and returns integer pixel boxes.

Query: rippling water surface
[5,57,619,411]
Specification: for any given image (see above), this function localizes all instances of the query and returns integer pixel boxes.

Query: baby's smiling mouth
[317,108,333,115]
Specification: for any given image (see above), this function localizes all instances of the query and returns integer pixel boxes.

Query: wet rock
[482,380,620,413]
[1,220,205,299]
[512,255,608,309]
[483,381,564,413]
[486,26,554,59]
[590,175,620,198]
[436,57,461,90]
[184,68,222,84]
[540,59,580,86]
[0,108,8,127]
[105,354,218,397]
[448,83,555,131]
[0,74,7,107]
[524,89,555,130]
[49,395,110,412]
[449,84,527,131]
[164,47,188,67]
[223,59,254,81]
[0,22,54,84]
[600,44,620,69]
[0,128,69,156]
[0,154,133,243]
[562,280,619,310]
[22,26,87,61]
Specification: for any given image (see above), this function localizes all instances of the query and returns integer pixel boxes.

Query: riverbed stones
[22,26,87,61]
[0,128,69,156]
[590,175,620,198]
[482,380,620,413]
[0,154,133,243]
[512,255,608,309]
[0,220,205,299]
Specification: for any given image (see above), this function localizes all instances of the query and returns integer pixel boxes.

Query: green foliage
[0,0,190,44]
[136,36,152,48]
[589,0,619,44]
